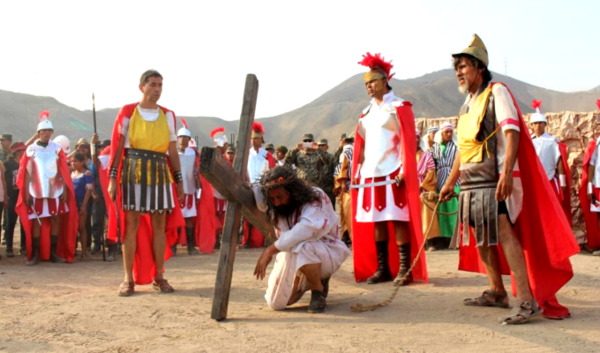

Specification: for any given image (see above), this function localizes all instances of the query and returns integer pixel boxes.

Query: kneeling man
[253,166,351,313]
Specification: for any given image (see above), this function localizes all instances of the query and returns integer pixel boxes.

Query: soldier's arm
[284,148,298,165]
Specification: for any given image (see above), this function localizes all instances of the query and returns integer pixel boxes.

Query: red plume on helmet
[358,52,395,80]
[252,122,264,135]
[39,110,50,120]
[596,99,600,110]
[181,118,188,129]
[210,127,225,138]
[531,99,542,111]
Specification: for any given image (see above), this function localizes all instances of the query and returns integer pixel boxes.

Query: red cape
[458,83,579,319]
[558,143,573,226]
[15,146,79,262]
[351,101,428,283]
[241,150,276,248]
[578,140,600,250]
[107,103,185,285]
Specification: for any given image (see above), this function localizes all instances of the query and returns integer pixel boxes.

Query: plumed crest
[211,127,225,138]
[531,99,542,110]
[39,110,50,121]
[181,118,188,129]
[597,99,600,110]
[252,122,264,135]
[358,52,395,80]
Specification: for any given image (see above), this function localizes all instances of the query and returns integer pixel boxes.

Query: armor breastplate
[28,148,64,198]
[179,152,196,195]
[360,103,402,178]
[459,93,499,191]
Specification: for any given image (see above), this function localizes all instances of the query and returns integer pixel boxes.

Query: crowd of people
[0,33,597,325]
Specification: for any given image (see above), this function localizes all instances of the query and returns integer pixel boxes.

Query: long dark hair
[259,166,322,227]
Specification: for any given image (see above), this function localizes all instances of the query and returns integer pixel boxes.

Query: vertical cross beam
[210,74,259,321]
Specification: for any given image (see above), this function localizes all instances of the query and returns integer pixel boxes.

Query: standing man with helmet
[15,111,78,266]
[440,34,578,324]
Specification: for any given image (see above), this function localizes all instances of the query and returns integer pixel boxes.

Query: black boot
[367,240,393,284]
[50,235,67,263]
[186,227,200,255]
[394,243,413,286]
[321,277,330,298]
[214,232,221,250]
[307,290,327,313]
[107,244,117,262]
[26,237,40,266]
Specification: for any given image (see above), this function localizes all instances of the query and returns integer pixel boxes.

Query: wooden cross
[200,74,276,321]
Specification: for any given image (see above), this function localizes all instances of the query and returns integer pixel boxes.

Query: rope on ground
[350,194,445,312]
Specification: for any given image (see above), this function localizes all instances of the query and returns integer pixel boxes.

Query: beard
[457,75,470,94]
[273,200,299,218]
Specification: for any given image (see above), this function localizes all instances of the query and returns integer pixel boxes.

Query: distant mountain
[0,70,598,149]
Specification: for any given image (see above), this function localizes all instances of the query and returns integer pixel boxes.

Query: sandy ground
[0,243,598,353]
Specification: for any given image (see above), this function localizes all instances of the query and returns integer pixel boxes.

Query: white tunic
[253,186,350,310]
[247,147,270,184]
[357,91,403,178]
[178,148,197,218]
[26,141,69,219]
[356,91,408,222]
[588,137,600,212]
[532,132,561,180]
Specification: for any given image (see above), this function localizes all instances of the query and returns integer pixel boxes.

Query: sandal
[498,300,543,325]
[118,281,135,297]
[152,278,175,293]
[464,289,509,308]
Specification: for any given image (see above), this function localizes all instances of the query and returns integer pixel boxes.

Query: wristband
[174,170,183,184]
[109,167,118,179]
[559,175,566,187]
[588,182,593,194]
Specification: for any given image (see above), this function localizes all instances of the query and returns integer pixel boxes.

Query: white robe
[253,186,351,310]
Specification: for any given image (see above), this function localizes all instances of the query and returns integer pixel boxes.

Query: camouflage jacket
[0,149,11,163]
[284,148,334,193]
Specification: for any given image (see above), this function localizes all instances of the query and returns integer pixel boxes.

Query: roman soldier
[440,34,578,324]
[211,127,229,249]
[579,99,600,252]
[350,52,428,286]
[175,119,201,255]
[243,122,275,248]
[15,110,78,266]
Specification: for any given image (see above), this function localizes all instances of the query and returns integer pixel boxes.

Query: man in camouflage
[0,134,12,163]
[284,133,335,205]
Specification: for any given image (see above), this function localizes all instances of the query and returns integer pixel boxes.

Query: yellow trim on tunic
[457,86,499,164]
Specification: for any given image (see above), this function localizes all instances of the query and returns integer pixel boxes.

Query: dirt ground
[0,243,598,353]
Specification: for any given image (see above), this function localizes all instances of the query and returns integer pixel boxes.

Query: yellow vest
[456,86,500,164]
[126,107,173,184]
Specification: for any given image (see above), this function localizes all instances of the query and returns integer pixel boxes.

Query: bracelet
[109,167,118,179]
[174,170,183,184]
[588,182,593,194]
[559,175,567,187]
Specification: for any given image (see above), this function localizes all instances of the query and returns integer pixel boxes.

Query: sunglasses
[303,140,313,143]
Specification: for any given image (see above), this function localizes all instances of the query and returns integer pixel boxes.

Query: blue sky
[0,0,598,120]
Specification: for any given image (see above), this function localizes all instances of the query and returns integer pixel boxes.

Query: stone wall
[416,111,600,243]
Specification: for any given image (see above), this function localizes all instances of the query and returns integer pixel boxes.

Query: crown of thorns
[262,175,295,190]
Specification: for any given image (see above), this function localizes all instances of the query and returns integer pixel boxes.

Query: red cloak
[578,140,600,250]
[15,146,79,263]
[558,143,573,226]
[351,101,428,283]
[107,103,185,285]
[458,83,579,319]
[241,151,276,248]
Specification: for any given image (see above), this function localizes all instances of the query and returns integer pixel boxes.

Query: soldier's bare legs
[151,212,167,281]
[497,215,533,302]
[122,211,140,283]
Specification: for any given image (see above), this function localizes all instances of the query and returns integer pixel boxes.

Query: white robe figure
[253,186,351,310]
